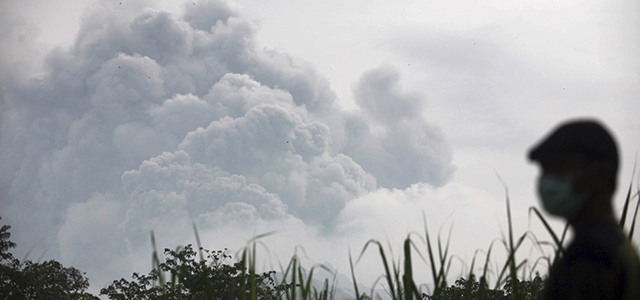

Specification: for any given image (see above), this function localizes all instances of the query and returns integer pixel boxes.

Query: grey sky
[1,0,639,296]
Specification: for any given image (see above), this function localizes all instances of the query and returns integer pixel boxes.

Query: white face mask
[537,174,588,218]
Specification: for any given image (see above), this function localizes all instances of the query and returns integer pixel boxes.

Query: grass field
[150,168,640,300]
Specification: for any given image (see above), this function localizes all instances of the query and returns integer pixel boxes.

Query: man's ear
[590,162,614,193]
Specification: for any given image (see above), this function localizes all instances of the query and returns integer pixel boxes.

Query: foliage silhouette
[100,244,285,300]
[0,216,99,300]
[422,275,544,300]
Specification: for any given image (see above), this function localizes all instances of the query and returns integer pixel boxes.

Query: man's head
[528,119,619,221]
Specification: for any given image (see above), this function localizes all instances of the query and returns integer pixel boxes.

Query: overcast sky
[1,0,639,297]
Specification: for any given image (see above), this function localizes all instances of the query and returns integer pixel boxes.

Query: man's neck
[569,195,616,233]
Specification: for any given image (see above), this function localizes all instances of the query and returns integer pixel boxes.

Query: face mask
[537,175,588,218]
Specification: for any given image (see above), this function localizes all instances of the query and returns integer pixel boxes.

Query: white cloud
[345,65,454,189]
[0,0,456,293]
[1,2,638,299]
[57,193,128,284]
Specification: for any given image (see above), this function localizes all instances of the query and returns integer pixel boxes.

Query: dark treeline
[1,217,545,300]
[0,216,284,300]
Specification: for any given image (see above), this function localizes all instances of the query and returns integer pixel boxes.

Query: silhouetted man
[528,119,640,300]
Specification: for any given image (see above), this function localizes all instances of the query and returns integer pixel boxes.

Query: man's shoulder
[614,235,640,300]
[564,222,625,264]
[551,222,640,300]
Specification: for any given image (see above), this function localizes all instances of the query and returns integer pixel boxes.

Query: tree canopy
[1,216,285,300]
[1,216,549,300]
[423,275,545,300]
[0,217,99,300]
[100,244,285,300]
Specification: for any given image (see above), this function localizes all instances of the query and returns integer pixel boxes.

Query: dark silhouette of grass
[146,168,640,300]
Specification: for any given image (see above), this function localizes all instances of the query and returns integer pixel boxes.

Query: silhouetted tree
[0,216,99,300]
[423,274,544,300]
[100,244,285,300]
[502,277,544,300]
[0,217,16,260]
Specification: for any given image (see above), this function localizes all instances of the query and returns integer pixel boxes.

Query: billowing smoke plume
[347,66,454,188]
[0,0,453,288]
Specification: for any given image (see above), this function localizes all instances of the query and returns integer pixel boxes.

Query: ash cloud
[345,65,454,188]
[0,0,454,289]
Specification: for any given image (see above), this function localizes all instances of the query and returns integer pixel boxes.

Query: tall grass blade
[278,255,296,300]
[190,221,214,300]
[239,248,247,300]
[559,223,569,244]
[464,250,482,300]
[291,256,297,300]
[150,232,168,300]
[191,221,204,261]
[529,207,564,254]
[402,237,414,300]
[422,214,441,297]
[481,241,495,282]
[349,251,362,300]
[438,225,453,289]
[248,231,278,242]
[250,241,257,300]
[628,187,640,240]
[496,173,523,300]
[358,239,397,300]
[620,155,637,227]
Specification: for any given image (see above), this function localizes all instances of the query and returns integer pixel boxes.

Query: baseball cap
[528,119,619,170]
